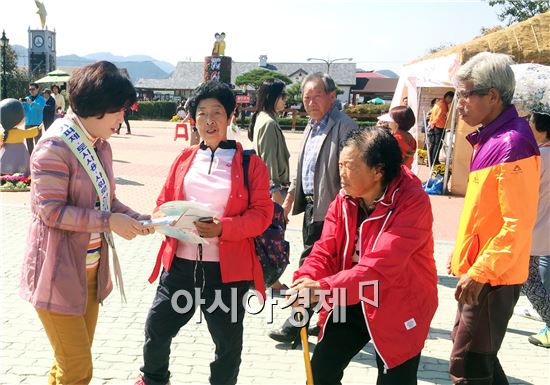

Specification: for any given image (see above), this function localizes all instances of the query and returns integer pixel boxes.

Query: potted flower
[417,149,428,165]
[0,173,31,192]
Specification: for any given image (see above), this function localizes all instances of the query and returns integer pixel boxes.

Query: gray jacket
[289,105,358,222]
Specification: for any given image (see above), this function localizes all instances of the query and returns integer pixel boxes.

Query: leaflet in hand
[154,200,216,244]
[140,216,180,227]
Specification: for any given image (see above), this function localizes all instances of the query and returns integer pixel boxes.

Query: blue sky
[2,0,504,74]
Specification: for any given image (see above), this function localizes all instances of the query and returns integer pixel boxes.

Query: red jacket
[294,166,438,369]
[148,143,274,294]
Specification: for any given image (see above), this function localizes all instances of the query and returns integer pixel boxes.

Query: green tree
[1,44,31,99]
[286,82,302,105]
[485,0,549,25]
[285,81,344,106]
[235,68,291,89]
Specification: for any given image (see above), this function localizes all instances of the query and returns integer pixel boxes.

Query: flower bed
[0,174,31,192]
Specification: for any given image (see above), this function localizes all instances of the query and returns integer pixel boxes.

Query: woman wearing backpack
[248,78,291,294]
[137,81,273,385]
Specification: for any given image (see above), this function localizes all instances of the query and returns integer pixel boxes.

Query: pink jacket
[294,166,438,369]
[19,132,141,315]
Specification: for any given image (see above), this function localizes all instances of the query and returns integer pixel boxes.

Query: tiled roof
[356,72,388,79]
[351,78,398,93]
[135,60,356,90]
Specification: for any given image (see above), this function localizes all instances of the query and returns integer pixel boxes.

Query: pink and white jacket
[20,130,141,315]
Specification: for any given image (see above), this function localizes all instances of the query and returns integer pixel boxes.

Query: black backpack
[242,150,290,287]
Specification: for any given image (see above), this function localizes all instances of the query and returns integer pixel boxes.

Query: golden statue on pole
[34,0,47,30]
[212,32,226,56]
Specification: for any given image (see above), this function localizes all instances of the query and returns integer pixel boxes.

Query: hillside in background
[83,52,175,74]
[10,46,172,82]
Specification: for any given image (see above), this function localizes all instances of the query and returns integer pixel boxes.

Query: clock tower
[28,28,56,77]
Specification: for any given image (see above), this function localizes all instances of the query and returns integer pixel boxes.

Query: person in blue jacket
[22,82,45,154]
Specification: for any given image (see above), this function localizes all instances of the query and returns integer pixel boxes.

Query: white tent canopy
[390,54,460,177]
[392,55,550,196]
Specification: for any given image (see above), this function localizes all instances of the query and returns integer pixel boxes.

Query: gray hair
[455,52,516,106]
[301,72,337,93]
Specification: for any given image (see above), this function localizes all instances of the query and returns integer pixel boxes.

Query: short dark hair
[343,127,403,186]
[29,83,39,89]
[390,106,416,132]
[68,61,136,118]
[187,81,236,121]
[444,91,455,99]
[51,84,60,92]
[533,113,550,140]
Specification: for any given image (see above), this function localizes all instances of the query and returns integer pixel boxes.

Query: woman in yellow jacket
[0,98,41,175]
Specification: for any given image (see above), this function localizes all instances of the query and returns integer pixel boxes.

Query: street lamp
[1,30,8,100]
[307,57,353,75]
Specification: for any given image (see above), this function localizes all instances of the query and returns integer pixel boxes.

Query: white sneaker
[514,304,543,321]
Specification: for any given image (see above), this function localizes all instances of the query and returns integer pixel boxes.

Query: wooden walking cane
[295,311,314,385]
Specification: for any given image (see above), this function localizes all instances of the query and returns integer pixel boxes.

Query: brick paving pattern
[1,121,548,384]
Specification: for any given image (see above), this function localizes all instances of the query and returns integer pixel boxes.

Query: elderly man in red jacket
[290,127,438,385]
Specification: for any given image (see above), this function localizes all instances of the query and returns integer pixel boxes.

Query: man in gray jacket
[269,72,358,343]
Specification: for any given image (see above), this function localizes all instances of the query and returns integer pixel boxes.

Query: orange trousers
[36,268,99,385]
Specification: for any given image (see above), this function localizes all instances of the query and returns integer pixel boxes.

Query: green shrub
[15,181,28,189]
[345,104,388,115]
[356,120,378,127]
[132,101,177,120]
[1,181,15,189]
[279,117,309,127]
[240,114,377,130]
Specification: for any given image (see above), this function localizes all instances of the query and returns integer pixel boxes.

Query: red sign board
[236,95,251,104]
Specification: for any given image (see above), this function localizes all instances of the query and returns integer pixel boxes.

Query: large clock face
[33,35,44,48]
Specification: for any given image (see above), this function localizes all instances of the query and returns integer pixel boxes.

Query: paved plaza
[1,121,548,385]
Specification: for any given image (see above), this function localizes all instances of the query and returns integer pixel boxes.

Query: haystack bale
[413,11,550,65]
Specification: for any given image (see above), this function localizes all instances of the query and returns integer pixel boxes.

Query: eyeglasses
[456,88,490,100]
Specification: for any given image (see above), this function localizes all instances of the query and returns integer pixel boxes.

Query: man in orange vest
[427,90,454,166]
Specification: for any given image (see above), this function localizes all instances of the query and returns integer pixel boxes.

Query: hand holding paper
[148,201,217,243]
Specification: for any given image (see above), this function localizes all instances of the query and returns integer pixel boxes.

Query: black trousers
[140,258,249,385]
[312,304,421,385]
[428,127,444,166]
[279,201,324,331]
[450,284,521,385]
[298,200,324,266]
[25,124,39,155]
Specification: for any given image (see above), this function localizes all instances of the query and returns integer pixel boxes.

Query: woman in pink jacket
[290,127,438,385]
[19,61,154,384]
[137,81,273,385]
